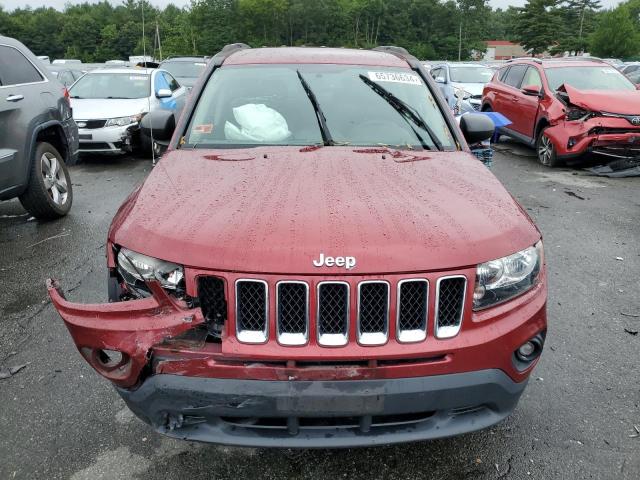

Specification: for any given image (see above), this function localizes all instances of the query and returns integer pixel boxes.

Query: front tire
[19,142,73,219]
[536,128,560,167]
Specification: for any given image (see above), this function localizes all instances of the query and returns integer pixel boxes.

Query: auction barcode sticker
[368,71,422,85]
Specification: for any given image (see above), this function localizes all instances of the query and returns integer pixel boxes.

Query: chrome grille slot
[277,281,309,345]
[397,279,428,343]
[317,282,349,346]
[435,276,466,339]
[357,281,389,345]
[235,280,268,343]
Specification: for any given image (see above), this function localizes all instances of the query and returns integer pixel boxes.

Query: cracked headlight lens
[116,248,184,291]
[105,114,143,127]
[473,241,543,310]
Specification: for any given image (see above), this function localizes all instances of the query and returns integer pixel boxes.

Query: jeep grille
[435,276,467,338]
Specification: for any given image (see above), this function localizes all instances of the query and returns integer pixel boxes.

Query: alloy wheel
[538,135,554,166]
[41,152,69,206]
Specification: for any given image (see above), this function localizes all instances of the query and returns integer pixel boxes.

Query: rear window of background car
[0,45,44,86]
[503,65,527,88]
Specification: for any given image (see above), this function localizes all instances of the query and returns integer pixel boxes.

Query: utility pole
[155,21,163,61]
[458,22,462,61]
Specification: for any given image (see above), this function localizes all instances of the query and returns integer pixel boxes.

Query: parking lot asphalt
[1,144,639,480]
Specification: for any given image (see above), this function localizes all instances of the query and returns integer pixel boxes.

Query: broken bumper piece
[116,369,527,448]
[47,278,201,388]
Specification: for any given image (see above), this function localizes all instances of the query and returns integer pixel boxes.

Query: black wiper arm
[359,74,443,151]
[297,70,334,146]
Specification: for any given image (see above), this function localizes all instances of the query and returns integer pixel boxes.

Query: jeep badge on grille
[313,253,356,270]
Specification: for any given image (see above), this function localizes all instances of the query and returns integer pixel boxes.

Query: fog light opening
[97,349,124,368]
[515,336,543,364]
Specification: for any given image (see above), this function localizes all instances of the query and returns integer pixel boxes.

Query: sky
[0,0,624,12]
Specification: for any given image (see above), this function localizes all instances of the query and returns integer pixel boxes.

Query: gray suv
[0,35,78,219]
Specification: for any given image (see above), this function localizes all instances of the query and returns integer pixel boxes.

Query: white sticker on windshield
[195,62,207,67]
[368,71,422,85]
[129,75,147,81]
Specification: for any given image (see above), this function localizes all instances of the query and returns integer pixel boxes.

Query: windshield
[185,65,455,150]
[69,73,150,99]
[449,66,494,83]
[161,61,206,78]
[545,66,635,92]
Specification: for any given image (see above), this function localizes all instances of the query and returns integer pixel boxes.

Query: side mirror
[140,110,175,141]
[459,113,495,144]
[522,85,543,97]
[435,76,446,84]
[156,88,172,98]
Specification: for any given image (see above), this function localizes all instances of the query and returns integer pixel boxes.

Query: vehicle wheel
[18,142,73,219]
[138,132,153,158]
[536,128,560,167]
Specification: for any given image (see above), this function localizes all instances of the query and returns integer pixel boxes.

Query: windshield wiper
[296,70,334,146]
[70,95,82,99]
[359,74,443,151]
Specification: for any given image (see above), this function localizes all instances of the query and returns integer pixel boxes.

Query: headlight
[473,241,543,310]
[105,114,143,127]
[116,248,184,295]
[565,108,592,121]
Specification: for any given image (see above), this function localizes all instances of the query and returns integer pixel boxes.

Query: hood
[70,98,149,120]
[559,83,640,115]
[450,82,484,97]
[109,147,540,274]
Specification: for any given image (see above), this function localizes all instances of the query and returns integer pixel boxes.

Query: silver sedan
[69,68,186,155]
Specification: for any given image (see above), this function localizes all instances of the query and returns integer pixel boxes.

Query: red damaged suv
[482,58,640,167]
[48,45,547,448]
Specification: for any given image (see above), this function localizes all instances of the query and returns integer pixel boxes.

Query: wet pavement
[1,145,639,479]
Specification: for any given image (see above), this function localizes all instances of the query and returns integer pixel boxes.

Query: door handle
[6,94,24,102]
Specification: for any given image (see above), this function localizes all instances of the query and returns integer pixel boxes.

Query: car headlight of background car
[116,247,184,297]
[105,114,143,127]
[473,241,543,310]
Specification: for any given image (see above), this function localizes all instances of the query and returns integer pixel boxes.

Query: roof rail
[211,43,251,66]
[506,57,542,64]
[542,56,606,63]
[372,45,422,70]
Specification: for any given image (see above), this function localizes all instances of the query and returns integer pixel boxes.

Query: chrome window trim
[434,275,467,340]
[316,281,350,347]
[235,279,269,344]
[396,278,429,344]
[276,280,309,346]
[0,43,49,88]
[357,280,390,346]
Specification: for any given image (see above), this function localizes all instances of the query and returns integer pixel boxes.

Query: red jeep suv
[48,45,547,448]
[482,58,640,167]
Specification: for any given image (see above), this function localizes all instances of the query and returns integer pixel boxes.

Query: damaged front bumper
[47,279,200,388]
[545,117,640,160]
[77,124,139,154]
[117,369,526,448]
[48,274,545,447]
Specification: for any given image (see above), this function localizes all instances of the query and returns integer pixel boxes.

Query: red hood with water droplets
[109,147,539,274]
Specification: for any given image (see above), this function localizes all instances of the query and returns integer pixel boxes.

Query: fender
[13,120,69,196]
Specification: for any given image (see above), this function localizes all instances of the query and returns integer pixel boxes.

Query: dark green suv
[0,35,78,219]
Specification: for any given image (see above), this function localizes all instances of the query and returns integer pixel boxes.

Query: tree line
[0,0,638,63]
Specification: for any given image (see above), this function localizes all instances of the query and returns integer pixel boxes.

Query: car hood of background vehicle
[70,98,149,120]
[109,147,540,274]
[560,83,640,115]
[450,82,484,97]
